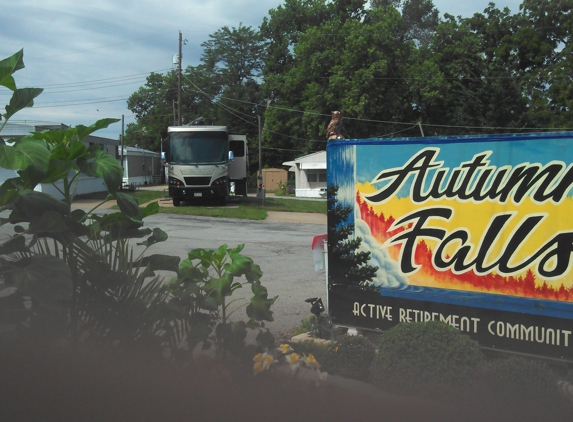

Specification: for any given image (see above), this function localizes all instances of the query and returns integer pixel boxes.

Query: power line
[33,97,128,108]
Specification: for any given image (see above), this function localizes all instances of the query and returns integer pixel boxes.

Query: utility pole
[121,114,124,173]
[178,31,182,126]
[257,115,264,201]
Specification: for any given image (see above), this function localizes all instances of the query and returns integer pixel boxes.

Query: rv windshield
[169,131,228,164]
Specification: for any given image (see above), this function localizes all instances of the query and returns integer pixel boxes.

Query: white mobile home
[0,121,119,199]
[283,151,326,198]
[118,146,163,187]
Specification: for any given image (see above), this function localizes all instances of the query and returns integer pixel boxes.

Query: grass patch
[160,204,268,220]
[119,193,326,221]
[124,190,167,204]
[248,197,326,213]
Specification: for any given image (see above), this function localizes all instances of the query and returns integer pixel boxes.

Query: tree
[126,24,265,174]
[200,24,265,134]
[327,185,378,288]
[125,70,178,151]
[410,5,531,136]
[514,0,573,128]
[261,2,417,157]
[400,0,440,45]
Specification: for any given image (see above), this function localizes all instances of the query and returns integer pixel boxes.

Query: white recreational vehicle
[167,124,248,206]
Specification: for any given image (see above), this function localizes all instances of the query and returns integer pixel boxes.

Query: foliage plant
[293,315,314,336]
[276,180,290,196]
[0,50,276,359]
[290,339,331,363]
[454,356,572,420]
[0,50,180,353]
[168,244,277,357]
[470,357,563,404]
[370,321,484,395]
[322,333,376,381]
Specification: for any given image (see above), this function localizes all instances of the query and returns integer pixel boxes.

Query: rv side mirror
[228,151,235,161]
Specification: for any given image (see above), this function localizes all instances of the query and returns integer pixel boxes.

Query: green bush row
[293,318,572,415]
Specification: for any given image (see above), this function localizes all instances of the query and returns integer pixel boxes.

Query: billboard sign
[327,133,573,360]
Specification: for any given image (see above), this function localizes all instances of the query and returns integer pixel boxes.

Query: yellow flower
[253,361,263,375]
[263,354,275,370]
[253,353,263,363]
[303,353,321,370]
[278,343,293,354]
[285,353,301,370]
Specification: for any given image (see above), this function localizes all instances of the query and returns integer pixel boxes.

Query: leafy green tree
[262,2,417,154]
[125,66,218,151]
[125,70,178,151]
[199,24,265,138]
[126,24,265,173]
[400,0,440,45]
[260,0,341,166]
[411,6,530,136]
[514,0,573,128]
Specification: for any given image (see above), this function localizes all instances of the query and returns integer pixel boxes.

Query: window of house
[307,170,326,188]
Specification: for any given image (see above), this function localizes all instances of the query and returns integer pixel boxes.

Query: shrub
[291,340,330,363]
[471,357,561,402]
[293,316,315,336]
[322,333,376,380]
[369,321,484,395]
[459,357,571,421]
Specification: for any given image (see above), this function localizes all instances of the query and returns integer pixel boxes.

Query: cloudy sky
[1,0,523,140]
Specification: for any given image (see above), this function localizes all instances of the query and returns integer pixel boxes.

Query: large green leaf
[0,143,17,170]
[140,254,181,273]
[175,258,207,282]
[75,118,120,141]
[116,192,142,221]
[14,140,50,173]
[137,227,168,247]
[0,255,72,304]
[207,274,234,304]
[0,49,24,91]
[27,210,69,235]
[0,138,48,172]
[78,149,122,194]
[50,140,88,161]
[224,254,262,280]
[9,190,67,223]
[0,235,27,255]
[140,200,159,219]
[4,88,44,121]
[0,178,20,208]
[97,211,144,233]
[42,158,76,184]
[246,283,276,322]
